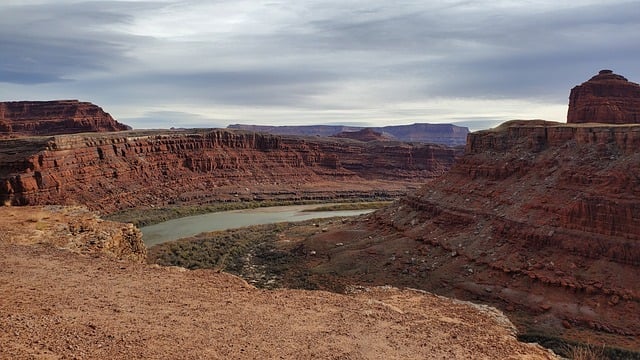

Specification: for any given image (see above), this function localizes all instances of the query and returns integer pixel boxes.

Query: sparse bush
[563,343,605,360]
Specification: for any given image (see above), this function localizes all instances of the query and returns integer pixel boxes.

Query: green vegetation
[301,201,392,212]
[149,222,279,271]
[147,215,354,290]
[147,219,323,289]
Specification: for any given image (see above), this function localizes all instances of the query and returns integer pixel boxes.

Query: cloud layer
[1,0,639,130]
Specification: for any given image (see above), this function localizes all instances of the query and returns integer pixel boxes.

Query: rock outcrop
[309,120,640,350]
[331,128,394,142]
[0,100,131,138]
[567,70,640,124]
[0,129,460,214]
[0,205,146,263]
[228,123,470,146]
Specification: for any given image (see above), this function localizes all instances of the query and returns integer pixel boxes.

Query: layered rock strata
[315,120,640,349]
[568,70,640,124]
[0,100,131,137]
[0,129,459,214]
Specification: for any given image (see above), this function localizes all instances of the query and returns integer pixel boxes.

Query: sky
[1,0,639,131]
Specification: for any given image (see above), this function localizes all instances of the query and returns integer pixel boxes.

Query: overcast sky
[1,0,639,131]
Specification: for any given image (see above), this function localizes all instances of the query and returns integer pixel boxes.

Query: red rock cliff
[0,129,460,213]
[323,120,640,349]
[567,70,640,124]
[0,100,131,137]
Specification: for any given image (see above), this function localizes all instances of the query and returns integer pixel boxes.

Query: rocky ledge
[0,205,145,263]
[0,100,131,138]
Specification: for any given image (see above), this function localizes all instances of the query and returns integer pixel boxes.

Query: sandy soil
[0,208,557,359]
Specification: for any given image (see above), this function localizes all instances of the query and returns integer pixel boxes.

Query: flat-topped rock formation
[0,129,460,214]
[331,128,394,142]
[568,70,640,124]
[0,100,131,137]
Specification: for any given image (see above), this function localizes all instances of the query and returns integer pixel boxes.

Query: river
[140,204,375,246]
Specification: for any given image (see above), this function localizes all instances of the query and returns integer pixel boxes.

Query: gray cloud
[122,111,228,129]
[1,0,639,129]
[0,1,154,84]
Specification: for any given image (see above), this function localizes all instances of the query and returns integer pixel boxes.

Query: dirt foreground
[0,207,557,359]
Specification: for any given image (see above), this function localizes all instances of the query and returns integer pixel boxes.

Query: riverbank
[140,204,376,246]
[105,198,393,227]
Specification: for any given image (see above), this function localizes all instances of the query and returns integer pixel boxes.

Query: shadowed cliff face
[307,120,640,350]
[0,100,131,137]
[568,70,640,124]
[0,129,460,213]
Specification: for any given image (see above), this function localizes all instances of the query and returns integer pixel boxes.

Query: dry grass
[564,343,606,360]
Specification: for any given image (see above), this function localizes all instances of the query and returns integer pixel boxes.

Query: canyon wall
[567,70,640,124]
[317,120,640,349]
[0,100,131,137]
[0,129,459,214]
[388,120,640,335]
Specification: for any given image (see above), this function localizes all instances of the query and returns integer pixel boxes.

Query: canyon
[0,128,460,215]
[286,120,640,352]
[0,100,130,138]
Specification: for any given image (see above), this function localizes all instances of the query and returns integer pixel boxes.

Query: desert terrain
[0,206,556,359]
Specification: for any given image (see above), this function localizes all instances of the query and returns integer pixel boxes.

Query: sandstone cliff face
[0,129,459,213]
[314,120,640,349]
[567,70,640,124]
[0,100,131,137]
[0,206,146,263]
